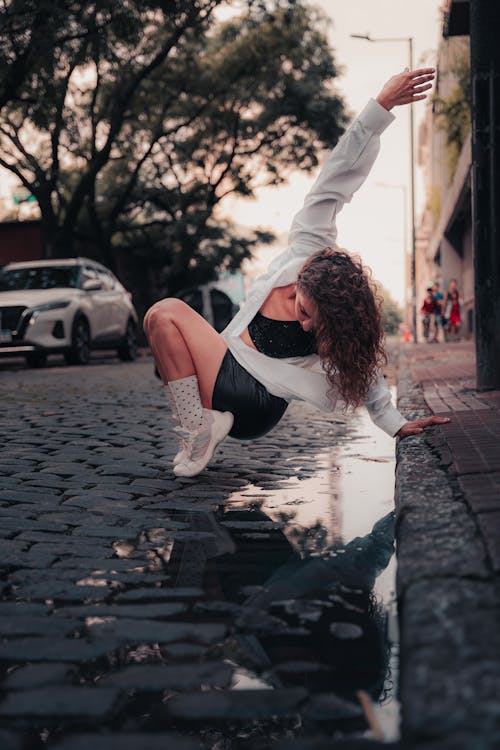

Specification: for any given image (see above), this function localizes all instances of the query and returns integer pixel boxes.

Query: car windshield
[0,266,80,291]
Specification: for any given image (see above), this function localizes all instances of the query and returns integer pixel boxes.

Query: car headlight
[31,301,71,312]
[29,300,71,323]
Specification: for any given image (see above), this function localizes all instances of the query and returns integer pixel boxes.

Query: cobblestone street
[0,355,399,750]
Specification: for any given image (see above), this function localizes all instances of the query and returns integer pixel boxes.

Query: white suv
[0,258,139,367]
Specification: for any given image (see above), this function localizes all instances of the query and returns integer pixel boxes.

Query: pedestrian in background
[442,278,458,341]
[421,288,435,343]
[431,282,444,343]
[446,289,462,341]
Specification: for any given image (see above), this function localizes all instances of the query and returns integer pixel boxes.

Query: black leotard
[247,311,317,358]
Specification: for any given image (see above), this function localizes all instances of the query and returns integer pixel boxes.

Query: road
[0,354,399,750]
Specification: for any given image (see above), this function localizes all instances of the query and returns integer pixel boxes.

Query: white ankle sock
[166,375,204,431]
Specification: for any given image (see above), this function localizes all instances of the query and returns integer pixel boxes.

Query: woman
[421,288,436,342]
[446,289,462,341]
[144,67,448,478]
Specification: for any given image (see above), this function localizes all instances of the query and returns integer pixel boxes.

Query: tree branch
[50,60,81,189]
[0,121,46,183]
[62,2,221,236]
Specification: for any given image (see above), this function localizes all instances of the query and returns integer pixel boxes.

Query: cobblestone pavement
[395,341,500,750]
[0,355,400,750]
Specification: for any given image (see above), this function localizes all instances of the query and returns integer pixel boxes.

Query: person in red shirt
[421,288,435,342]
[446,289,462,341]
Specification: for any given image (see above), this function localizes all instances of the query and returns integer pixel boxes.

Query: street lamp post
[351,33,417,343]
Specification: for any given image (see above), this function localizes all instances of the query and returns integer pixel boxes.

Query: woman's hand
[396,415,450,438]
[376,68,435,110]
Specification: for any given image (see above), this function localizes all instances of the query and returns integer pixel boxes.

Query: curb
[395,346,500,750]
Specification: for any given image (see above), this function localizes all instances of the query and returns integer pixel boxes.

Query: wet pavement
[0,355,400,749]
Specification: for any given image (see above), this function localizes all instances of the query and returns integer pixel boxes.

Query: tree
[378,285,403,335]
[1,0,77,111]
[0,0,347,309]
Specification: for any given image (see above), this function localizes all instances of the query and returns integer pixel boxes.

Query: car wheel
[26,351,47,368]
[65,316,91,365]
[118,319,138,361]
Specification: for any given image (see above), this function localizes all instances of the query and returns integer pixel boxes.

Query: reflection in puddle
[227,406,396,562]
[85,616,115,626]
[133,403,401,742]
[113,540,136,558]
[231,667,275,691]
[214,400,400,741]
[76,577,111,587]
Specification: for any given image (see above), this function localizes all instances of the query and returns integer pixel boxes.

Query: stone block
[101,661,233,690]
[0,686,119,718]
[71,525,138,540]
[395,433,489,590]
[88,618,226,645]
[52,557,145,571]
[167,688,307,720]
[0,730,23,750]
[476,511,500,572]
[55,602,186,620]
[0,602,52,616]
[115,587,203,602]
[0,615,79,637]
[51,733,200,750]
[0,552,58,569]
[28,541,115,557]
[3,663,75,689]
[13,582,111,602]
[399,578,500,738]
[302,693,363,721]
[0,637,117,662]
[160,643,206,659]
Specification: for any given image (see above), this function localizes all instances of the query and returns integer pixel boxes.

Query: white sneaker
[168,409,191,465]
[173,409,234,477]
[172,424,193,465]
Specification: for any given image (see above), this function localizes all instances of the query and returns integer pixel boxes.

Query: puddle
[220,398,400,741]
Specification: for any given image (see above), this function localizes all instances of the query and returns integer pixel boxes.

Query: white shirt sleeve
[364,371,408,437]
[287,98,395,261]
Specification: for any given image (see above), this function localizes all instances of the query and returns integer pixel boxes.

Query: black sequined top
[247,311,317,358]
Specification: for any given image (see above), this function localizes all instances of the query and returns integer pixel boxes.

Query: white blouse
[221,98,408,438]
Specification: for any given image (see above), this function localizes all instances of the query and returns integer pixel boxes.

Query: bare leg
[143,298,228,408]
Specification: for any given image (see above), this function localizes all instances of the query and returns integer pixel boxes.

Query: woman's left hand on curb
[396,416,450,438]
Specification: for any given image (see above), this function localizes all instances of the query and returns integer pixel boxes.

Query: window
[81,266,99,284]
[96,269,114,290]
[0,266,80,291]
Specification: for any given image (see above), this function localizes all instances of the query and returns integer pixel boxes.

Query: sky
[221,0,444,304]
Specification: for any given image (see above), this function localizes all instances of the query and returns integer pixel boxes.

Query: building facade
[417,28,473,337]
[0,220,43,267]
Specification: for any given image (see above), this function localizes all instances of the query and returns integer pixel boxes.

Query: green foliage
[378,285,403,335]
[426,184,441,228]
[432,44,471,182]
[0,0,347,305]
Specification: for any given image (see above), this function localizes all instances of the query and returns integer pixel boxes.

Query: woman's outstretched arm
[286,68,434,261]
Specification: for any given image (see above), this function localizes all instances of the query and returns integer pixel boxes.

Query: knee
[143,298,187,336]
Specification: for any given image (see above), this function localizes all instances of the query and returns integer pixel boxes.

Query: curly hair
[296,248,387,410]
